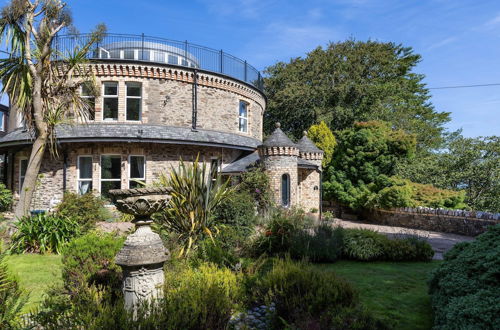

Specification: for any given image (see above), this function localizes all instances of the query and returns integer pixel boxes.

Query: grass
[4,254,62,313]
[3,253,439,328]
[318,260,441,330]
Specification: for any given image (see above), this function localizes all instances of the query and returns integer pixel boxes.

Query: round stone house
[0,34,321,214]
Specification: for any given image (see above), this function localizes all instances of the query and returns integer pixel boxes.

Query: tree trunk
[14,134,48,218]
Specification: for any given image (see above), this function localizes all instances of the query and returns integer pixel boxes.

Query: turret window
[103,82,119,121]
[126,82,142,121]
[281,173,290,207]
[238,101,248,133]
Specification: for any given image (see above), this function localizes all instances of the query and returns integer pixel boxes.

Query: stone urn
[108,187,171,312]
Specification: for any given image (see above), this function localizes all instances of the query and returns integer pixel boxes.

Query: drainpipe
[62,150,68,192]
[192,69,198,130]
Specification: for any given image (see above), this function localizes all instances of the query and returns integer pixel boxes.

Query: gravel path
[333,218,474,260]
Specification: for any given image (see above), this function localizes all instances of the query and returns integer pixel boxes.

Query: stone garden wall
[360,208,499,237]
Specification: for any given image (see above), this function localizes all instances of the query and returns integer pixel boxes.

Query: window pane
[239,118,247,132]
[79,157,92,179]
[127,84,141,97]
[168,55,178,65]
[281,174,290,206]
[20,159,28,177]
[0,112,3,131]
[103,98,118,120]
[104,83,118,96]
[101,181,121,200]
[124,50,135,59]
[239,102,247,117]
[78,181,92,195]
[140,50,150,61]
[126,99,141,120]
[101,156,121,179]
[86,99,95,120]
[110,50,120,59]
[154,51,164,62]
[181,59,188,66]
[82,83,93,96]
[130,156,145,179]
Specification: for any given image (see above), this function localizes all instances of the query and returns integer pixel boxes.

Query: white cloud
[484,13,500,29]
[425,36,458,51]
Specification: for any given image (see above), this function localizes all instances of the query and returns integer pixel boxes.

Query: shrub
[0,183,12,212]
[61,232,125,297]
[249,208,311,257]
[238,165,273,212]
[213,190,256,229]
[251,260,382,329]
[56,192,111,233]
[382,237,433,261]
[288,224,344,263]
[155,155,233,257]
[428,224,500,329]
[343,228,387,261]
[0,252,28,329]
[9,213,80,254]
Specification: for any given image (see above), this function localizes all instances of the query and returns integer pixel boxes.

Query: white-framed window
[77,156,93,195]
[0,111,4,131]
[81,83,95,120]
[103,82,119,121]
[238,101,248,133]
[19,158,28,192]
[126,82,142,121]
[129,155,145,188]
[100,155,121,200]
[210,158,220,182]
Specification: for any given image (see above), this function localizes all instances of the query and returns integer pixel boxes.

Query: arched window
[281,173,290,207]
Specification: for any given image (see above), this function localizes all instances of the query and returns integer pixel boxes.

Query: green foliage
[307,121,336,166]
[238,165,272,212]
[428,224,500,329]
[343,229,434,261]
[264,39,450,150]
[155,155,233,257]
[213,190,256,233]
[9,213,80,254]
[399,135,500,212]
[0,183,12,212]
[249,208,311,257]
[56,192,111,232]
[249,258,382,329]
[0,251,28,329]
[289,224,344,263]
[61,232,124,297]
[324,121,416,209]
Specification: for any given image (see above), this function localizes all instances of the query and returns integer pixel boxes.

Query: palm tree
[0,0,105,217]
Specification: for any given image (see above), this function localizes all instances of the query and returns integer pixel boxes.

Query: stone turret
[258,123,299,207]
[296,131,324,169]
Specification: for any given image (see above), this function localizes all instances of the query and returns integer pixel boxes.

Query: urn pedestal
[109,187,170,311]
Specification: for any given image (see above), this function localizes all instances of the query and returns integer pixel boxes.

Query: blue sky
[8,0,500,137]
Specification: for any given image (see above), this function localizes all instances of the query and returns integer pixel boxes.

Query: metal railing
[53,33,264,91]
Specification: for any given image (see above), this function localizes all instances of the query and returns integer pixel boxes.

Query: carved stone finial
[275,122,281,128]
[303,131,308,137]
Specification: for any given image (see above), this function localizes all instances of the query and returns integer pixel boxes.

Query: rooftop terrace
[54,33,264,91]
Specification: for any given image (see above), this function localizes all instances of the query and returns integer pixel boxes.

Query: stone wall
[360,208,498,237]
[263,155,298,207]
[298,168,321,213]
[12,142,242,209]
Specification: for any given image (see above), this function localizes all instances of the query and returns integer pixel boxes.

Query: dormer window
[126,82,142,121]
[81,83,95,120]
[238,101,248,133]
[103,82,118,121]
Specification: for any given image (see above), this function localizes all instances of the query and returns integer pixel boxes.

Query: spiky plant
[156,155,233,257]
[0,251,28,329]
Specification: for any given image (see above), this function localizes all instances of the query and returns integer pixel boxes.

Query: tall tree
[264,39,450,150]
[0,0,105,217]
[398,135,500,212]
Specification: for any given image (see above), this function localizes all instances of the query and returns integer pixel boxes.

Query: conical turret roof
[296,131,323,153]
[261,123,297,148]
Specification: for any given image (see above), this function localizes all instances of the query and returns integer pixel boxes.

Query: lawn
[319,260,441,330]
[4,254,439,329]
[4,254,63,313]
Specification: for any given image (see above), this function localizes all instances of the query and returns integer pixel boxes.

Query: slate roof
[298,158,319,169]
[221,152,260,174]
[0,124,260,150]
[261,123,297,148]
[296,134,323,153]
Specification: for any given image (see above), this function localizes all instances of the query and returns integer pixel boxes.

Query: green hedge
[428,224,500,329]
